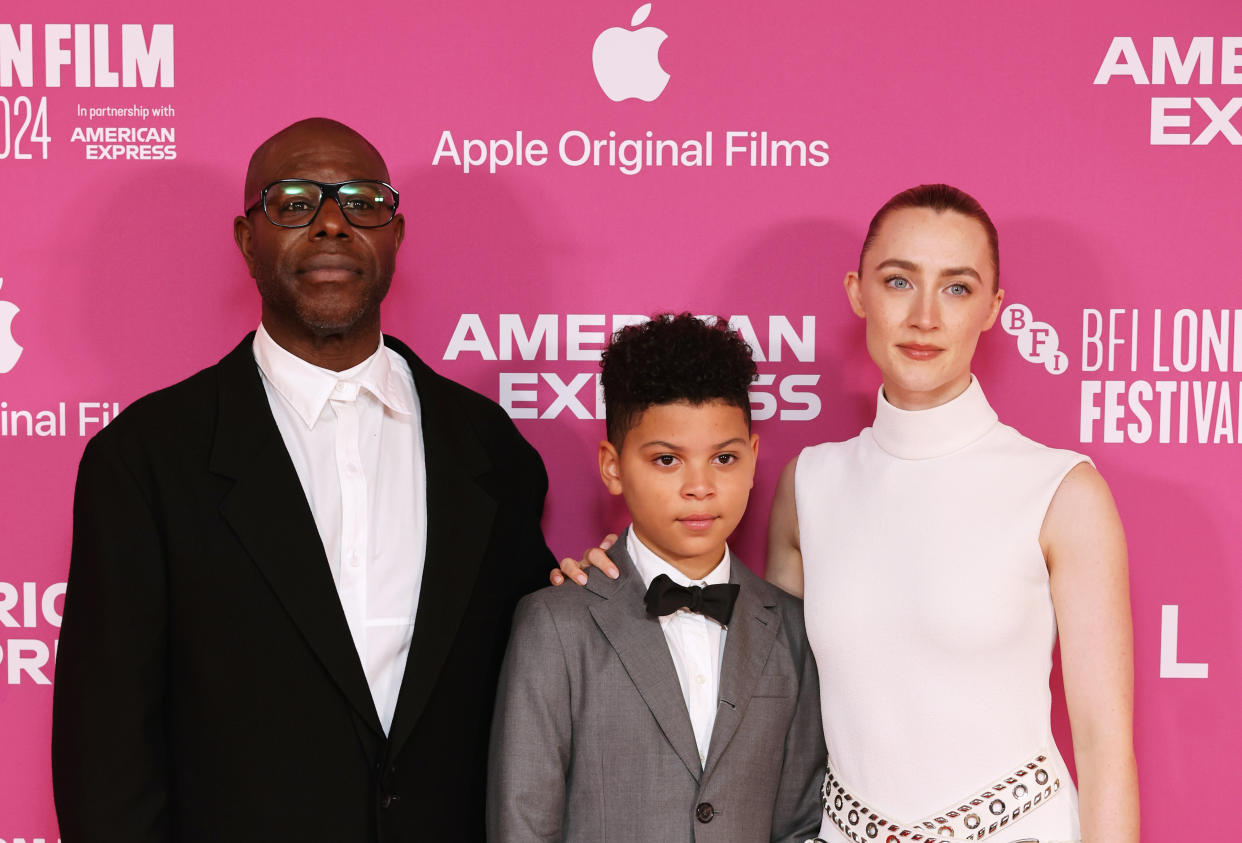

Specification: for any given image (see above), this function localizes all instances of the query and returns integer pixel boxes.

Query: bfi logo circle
[1002,304,1068,375]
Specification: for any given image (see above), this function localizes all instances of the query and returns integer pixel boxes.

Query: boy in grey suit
[488,314,825,842]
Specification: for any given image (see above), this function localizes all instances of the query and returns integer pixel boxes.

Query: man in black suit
[51,117,555,842]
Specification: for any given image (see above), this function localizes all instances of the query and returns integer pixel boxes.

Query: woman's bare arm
[1042,462,1139,843]
[765,457,805,598]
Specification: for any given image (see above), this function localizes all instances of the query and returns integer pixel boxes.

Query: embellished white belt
[811,751,1063,842]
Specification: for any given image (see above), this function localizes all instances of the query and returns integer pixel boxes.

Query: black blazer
[52,333,555,842]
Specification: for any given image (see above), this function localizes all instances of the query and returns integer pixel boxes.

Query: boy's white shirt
[625,526,731,769]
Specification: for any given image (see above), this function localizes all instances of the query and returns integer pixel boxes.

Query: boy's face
[599,400,758,579]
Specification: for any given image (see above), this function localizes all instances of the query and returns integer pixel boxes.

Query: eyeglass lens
[265,181,396,227]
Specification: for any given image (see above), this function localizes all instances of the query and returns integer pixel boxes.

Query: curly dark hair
[601,313,758,449]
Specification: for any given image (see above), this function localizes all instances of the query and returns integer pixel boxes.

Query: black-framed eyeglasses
[244,179,400,229]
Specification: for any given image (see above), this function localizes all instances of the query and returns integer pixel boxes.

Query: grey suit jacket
[487,531,826,842]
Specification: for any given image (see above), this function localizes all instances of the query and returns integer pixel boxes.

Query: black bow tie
[643,574,740,626]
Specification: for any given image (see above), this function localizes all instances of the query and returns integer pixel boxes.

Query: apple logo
[592,3,670,102]
[0,278,23,374]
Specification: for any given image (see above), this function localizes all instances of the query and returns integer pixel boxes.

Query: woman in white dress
[763,185,1137,843]
[556,185,1138,843]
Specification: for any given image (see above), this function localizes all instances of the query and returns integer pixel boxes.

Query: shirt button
[695,674,707,685]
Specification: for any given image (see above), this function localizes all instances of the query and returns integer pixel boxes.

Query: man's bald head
[243,118,390,206]
[234,117,404,370]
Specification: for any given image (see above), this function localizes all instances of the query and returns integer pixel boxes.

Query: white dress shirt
[626,528,730,768]
[253,324,427,735]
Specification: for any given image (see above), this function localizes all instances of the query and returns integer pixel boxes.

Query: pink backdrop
[2,0,1237,838]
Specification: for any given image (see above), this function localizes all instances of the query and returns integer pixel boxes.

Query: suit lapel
[588,534,703,783]
[384,337,497,757]
[209,335,383,736]
[703,563,781,776]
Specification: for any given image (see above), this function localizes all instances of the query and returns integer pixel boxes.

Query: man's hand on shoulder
[549,533,620,586]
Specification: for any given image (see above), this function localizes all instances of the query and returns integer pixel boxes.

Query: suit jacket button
[380,794,394,809]
[695,802,715,823]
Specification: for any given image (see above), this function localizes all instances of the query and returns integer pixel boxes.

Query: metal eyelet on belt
[820,753,1060,843]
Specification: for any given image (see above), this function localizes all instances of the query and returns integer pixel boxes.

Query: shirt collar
[252,323,413,429]
[626,526,731,590]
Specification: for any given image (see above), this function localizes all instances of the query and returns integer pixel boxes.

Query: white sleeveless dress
[796,378,1085,843]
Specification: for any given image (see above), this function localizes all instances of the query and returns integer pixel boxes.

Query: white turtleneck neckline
[870,376,999,460]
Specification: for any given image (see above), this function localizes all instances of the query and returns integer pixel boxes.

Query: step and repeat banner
[1,0,1236,837]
